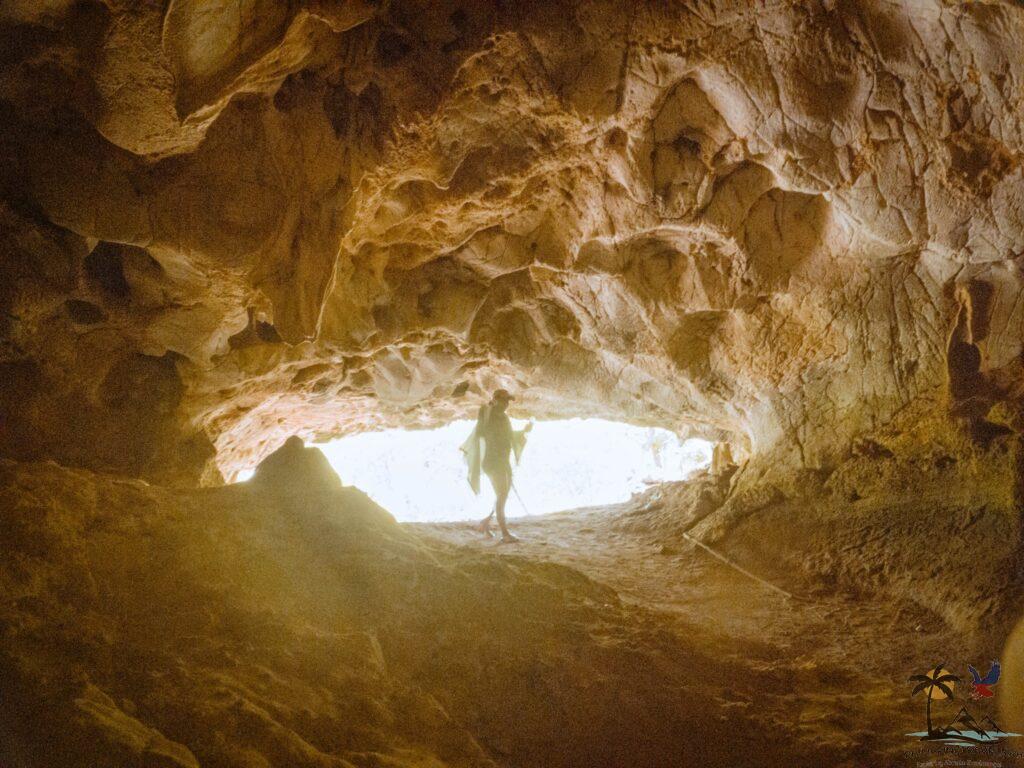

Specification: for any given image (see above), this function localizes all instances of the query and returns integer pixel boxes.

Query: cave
[2,1,1024,767]
[239,419,714,521]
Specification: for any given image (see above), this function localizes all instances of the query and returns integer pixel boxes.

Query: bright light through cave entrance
[238,420,713,522]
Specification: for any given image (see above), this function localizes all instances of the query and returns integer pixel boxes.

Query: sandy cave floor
[3,454,1021,768]
[413,498,1005,766]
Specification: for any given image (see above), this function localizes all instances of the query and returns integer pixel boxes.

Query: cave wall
[2,0,1024,484]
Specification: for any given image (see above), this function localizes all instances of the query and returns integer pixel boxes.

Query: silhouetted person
[461,389,531,543]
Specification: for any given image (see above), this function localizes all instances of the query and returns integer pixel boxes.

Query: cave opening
[10,1,1024,763]
[234,420,714,522]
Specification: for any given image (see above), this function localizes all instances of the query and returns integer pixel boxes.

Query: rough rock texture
[0,449,857,768]
[1,444,1018,767]
[2,3,1024,762]
[4,0,1024,486]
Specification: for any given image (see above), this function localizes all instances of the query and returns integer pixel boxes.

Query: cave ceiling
[2,0,1024,482]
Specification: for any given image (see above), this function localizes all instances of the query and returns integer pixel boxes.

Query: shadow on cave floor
[411,487,980,765]
[4,451,1015,768]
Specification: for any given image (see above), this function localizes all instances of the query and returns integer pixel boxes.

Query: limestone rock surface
[4,4,1024,765]
[0,454,832,768]
[3,1,1024,484]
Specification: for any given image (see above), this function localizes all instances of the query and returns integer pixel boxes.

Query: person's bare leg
[495,467,517,542]
[478,470,502,537]
[475,507,495,536]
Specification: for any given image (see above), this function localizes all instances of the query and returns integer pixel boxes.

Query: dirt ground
[4,454,1020,768]
[415,493,1021,767]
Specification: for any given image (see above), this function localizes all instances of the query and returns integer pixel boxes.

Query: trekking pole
[510,480,532,516]
[681,532,809,602]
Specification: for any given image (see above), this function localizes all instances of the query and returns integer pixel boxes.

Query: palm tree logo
[908,663,960,738]
[907,662,1020,746]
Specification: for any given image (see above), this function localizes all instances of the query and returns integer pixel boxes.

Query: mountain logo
[907,661,1019,747]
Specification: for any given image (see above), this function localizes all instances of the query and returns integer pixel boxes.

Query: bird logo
[967,661,1000,700]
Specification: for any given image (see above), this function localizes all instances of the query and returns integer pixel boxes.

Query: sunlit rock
[1,0,1022,485]
[251,435,341,491]
[2,1,1024,764]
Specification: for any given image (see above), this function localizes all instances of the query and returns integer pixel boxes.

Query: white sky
[236,419,713,523]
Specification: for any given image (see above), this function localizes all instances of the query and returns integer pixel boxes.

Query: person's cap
[492,388,514,402]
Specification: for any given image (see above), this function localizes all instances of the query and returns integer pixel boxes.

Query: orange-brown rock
[3,1,1024,484]
[0,453,821,768]
[2,4,1024,763]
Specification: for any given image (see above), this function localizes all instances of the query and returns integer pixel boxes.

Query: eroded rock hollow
[2,1,1024,766]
